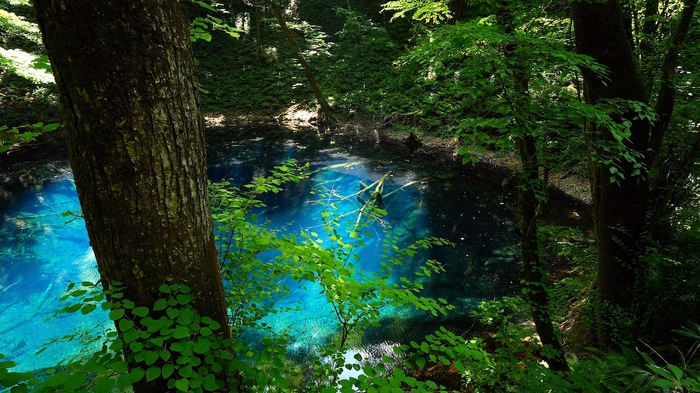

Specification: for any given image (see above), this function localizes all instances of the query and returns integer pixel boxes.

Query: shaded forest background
[2,0,700,391]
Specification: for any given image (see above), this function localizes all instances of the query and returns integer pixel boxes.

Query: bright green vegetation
[0,0,56,118]
[2,0,700,391]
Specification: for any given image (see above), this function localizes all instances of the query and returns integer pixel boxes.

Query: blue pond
[0,127,519,372]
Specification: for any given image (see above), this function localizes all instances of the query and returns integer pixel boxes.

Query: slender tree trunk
[516,136,570,372]
[495,2,569,373]
[646,0,698,236]
[647,0,698,166]
[265,0,334,122]
[571,0,650,349]
[33,0,231,391]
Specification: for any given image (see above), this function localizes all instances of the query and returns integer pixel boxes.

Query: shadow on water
[0,125,524,371]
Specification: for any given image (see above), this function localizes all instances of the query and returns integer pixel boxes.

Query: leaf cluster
[0,122,58,152]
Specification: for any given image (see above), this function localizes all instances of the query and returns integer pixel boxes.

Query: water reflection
[0,127,519,371]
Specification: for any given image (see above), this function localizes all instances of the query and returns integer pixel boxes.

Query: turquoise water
[0,129,519,372]
[0,176,108,372]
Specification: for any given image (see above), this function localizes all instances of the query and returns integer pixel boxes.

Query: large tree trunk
[571,0,650,349]
[32,0,231,391]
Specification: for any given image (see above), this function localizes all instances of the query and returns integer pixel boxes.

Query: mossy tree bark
[32,0,231,391]
[571,0,650,349]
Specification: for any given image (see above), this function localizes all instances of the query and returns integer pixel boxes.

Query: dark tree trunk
[32,0,231,391]
[571,0,650,349]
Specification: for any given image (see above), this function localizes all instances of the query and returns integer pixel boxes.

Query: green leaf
[207,320,221,331]
[130,341,144,352]
[119,319,135,331]
[110,360,129,372]
[172,325,190,339]
[162,363,175,379]
[42,123,60,131]
[109,309,125,320]
[144,351,160,366]
[116,373,131,390]
[655,379,677,388]
[43,371,68,387]
[63,372,87,391]
[256,372,269,387]
[175,378,189,392]
[146,366,161,382]
[133,307,150,317]
[62,304,82,314]
[667,364,683,380]
[203,374,219,391]
[196,1,216,11]
[123,328,140,343]
[177,293,193,305]
[178,365,193,378]
[154,298,168,311]
[193,340,211,355]
[130,367,145,383]
[92,377,116,393]
[167,307,180,319]
[81,304,97,315]
[109,339,124,352]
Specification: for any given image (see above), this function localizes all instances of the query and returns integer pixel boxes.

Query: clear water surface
[0,127,519,372]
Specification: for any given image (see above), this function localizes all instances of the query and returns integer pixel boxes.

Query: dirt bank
[204,110,593,222]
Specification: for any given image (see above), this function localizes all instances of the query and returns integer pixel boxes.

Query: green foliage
[612,324,700,393]
[5,1,699,389]
[30,280,242,393]
[324,8,402,115]
[0,6,41,50]
[189,0,243,43]
[210,162,310,334]
[0,122,59,152]
[540,226,596,322]
[0,354,38,393]
[194,30,302,112]
[636,234,700,344]
[210,162,456,390]
[581,98,656,183]
[381,0,452,24]
[0,0,58,127]
[192,1,336,113]
[391,309,613,393]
